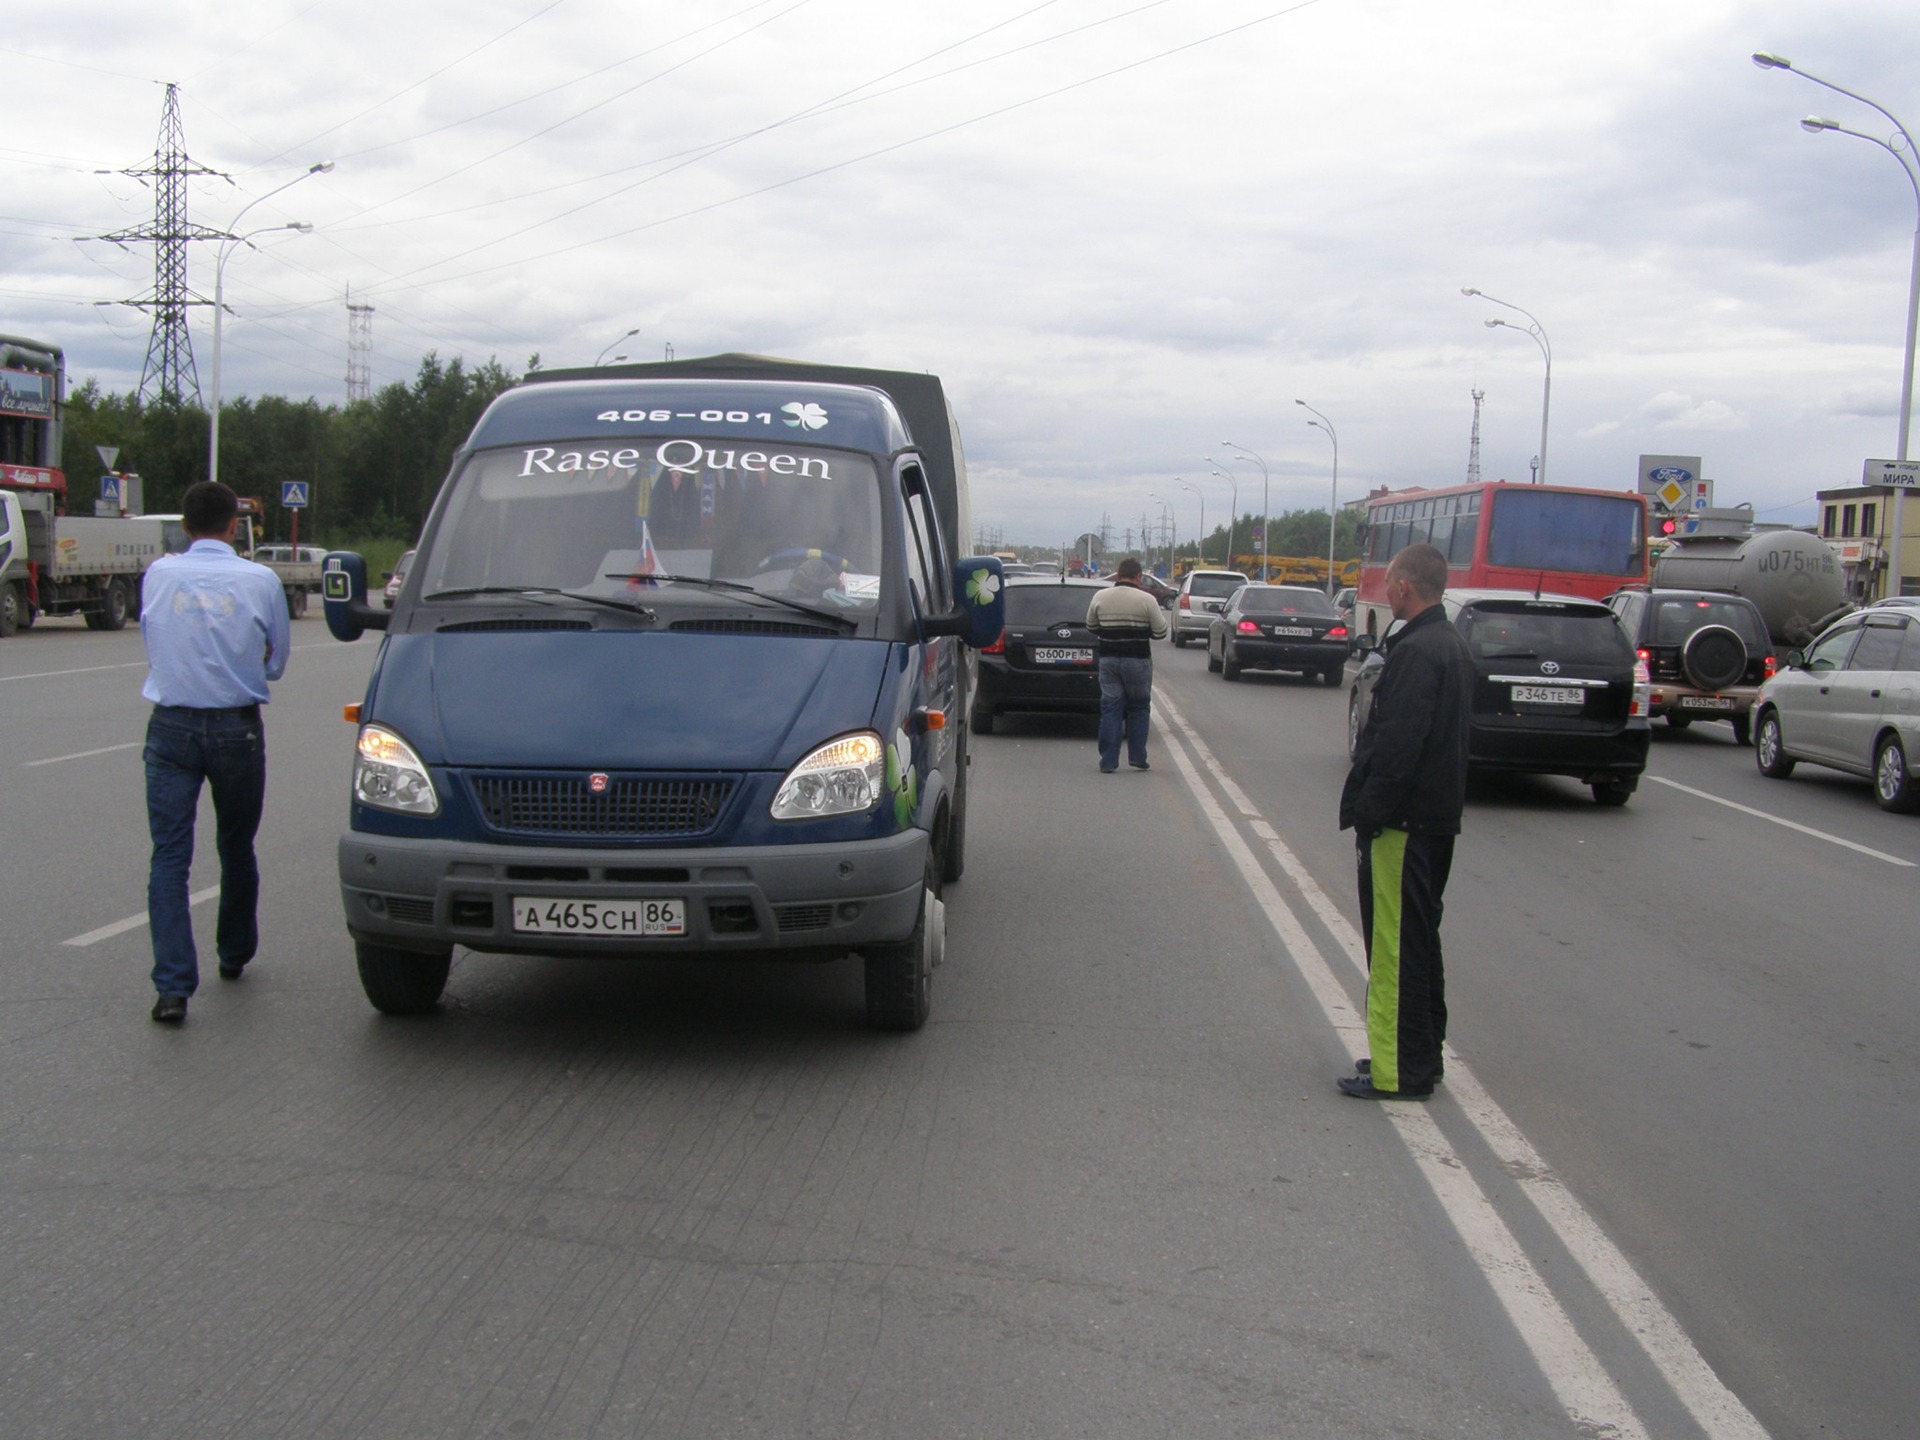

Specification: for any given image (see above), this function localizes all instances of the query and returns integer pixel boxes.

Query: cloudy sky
[6,0,1918,546]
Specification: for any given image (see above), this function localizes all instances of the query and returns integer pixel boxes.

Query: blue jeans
[1097,656,1154,769]
[145,706,266,997]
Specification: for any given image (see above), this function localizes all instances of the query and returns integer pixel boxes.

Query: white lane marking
[24,742,141,768]
[0,634,363,685]
[1648,775,1914,868]
[63,886,220,947]
[1156,716,1650,1440]
[1158,691,1774,1440]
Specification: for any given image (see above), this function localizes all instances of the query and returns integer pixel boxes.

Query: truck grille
[468,774,736,840]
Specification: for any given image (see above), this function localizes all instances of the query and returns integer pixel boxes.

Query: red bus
[1353,481,1649,643]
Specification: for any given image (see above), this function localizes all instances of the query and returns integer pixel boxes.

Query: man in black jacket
[1337,544,1472,1099]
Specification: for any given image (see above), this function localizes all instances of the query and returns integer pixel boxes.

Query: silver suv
[1170,569,1248,647]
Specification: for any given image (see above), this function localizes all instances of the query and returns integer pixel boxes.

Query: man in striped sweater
[1085,557,1170,772]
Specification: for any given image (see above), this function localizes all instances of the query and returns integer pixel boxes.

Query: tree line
[57,352,524,545]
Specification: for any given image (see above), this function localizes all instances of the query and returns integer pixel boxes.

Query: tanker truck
[1653,511,1849,648]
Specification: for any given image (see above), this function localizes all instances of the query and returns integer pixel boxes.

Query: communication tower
[1466,388,1485,485]
[346,289,375,403]
[102,83,225,407]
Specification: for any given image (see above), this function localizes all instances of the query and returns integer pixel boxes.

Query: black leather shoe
[218,962,246,980]
[1129,760,1150,770]
[1355,1057,1443,1085]
[1337,1074,1431,1101]
[151,995,187,1024]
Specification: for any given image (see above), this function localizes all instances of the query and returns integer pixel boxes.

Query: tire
[289,586,309,618]
[971,705,996,735]
[1682,625,1747,692]
[1322,662,1344,688]
[1221,655,1241,681]
[0,582,19,639]
[1206,642,1222,674]
[1347,688,1366,758]
[355,940,452,1015]
[1755,709,1795,778]
[1731,712,1752,748]
[1665,713,1693,729]
[864,852,942,1032]
[1873,734,1920,813]
[1591,779,1634,806]
[99,577,131,631]
[1169,630,1185,649]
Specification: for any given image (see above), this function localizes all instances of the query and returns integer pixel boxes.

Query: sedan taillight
[1237,619,1261,634]
[983,630,1006,655]
[1328,624,1348,639]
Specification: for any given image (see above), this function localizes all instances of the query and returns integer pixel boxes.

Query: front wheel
[1755,710,1795,779]
[0,582,19,638]
[356,941,452,1015]
[863,858,943,1032]
[1874,735,1920,813]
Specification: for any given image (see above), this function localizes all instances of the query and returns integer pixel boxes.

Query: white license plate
[1510,684,1584,706]
[1271,625,1315,637]
[1032,647,1092,664]
[1682,696,1736,710]
[512,897,685,936]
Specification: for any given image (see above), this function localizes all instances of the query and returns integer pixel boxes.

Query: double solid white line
[1155,691,1771,1440]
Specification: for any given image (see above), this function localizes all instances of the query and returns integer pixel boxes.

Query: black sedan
[972,577,1108,733]
[1206,584,1350,686]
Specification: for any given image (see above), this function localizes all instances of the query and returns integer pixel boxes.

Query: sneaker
[1354,1057,1443,1085]
[1129,760,1149,770]
[1337,1074,1431,1101]
[218,962,246,980]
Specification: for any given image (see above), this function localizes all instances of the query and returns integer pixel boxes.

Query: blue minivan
[322,356,1004,1030]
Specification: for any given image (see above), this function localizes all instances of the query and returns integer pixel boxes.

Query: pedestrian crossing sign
[281,481,310,508]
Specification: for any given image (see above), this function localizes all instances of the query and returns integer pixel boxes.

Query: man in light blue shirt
[140,481,290,1023]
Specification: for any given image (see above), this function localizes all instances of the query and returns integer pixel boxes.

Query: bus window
[1486,490,1644,578]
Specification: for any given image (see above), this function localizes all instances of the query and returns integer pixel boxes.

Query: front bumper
[337,828,929,957]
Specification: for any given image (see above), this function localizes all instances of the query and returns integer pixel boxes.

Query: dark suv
[1605,587,1774,746]
[1349,589,1651,805]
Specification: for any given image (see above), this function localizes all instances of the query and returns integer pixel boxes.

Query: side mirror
[322,552,390,641]
[1353,633,1378,656]
[924,556,1006,648]
[1781,648,1804,669]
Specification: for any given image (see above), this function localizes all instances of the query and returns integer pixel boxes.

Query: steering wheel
[748,547,849,577]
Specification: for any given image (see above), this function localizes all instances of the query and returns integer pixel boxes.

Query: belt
[156,702,260,716]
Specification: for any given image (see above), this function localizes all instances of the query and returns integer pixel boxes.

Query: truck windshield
[420,439,884,613]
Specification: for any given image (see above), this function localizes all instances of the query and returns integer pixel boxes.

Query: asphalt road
[1,615,1914,1438]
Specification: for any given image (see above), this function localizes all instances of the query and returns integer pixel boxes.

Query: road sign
[281,481,310,508]
[96,445,119,472]
[1864,459,1920,489]
[99,474,121,507]
[1692,479,1713,511]
[1654,478,1687,510]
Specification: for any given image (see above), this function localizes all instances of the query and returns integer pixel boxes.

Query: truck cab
[323,367,1004,1030]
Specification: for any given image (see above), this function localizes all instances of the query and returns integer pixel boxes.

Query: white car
[1170,570,1249,647]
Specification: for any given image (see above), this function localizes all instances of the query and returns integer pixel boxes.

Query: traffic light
[1659,513,1679,536]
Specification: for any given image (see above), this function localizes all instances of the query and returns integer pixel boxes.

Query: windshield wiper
[424,585,655,620]
[604,573,855,630]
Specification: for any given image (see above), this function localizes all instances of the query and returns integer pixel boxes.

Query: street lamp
[595,327,641,365]
[1296,400,1340,592]
[1175,477,1204,569]
[1757,51,1919,599]
[1462,287,1552,485]
[1204,459,1239,571]
[207,161,331,490]
[1222,442,1270,579]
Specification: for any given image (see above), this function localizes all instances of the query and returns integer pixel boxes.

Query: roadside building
[1817,484,1920,602]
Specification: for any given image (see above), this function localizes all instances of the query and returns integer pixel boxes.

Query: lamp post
[595,327,641,365]
[1175,477,1204,569]
[208,161,331,490]
[1296,400,1340,592]
[1462,288,1552,485]
[1205,459,1239,572]
[1222,442,1270,579]
[1757,52,1919,599]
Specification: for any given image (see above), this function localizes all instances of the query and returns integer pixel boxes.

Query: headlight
[355,723,440,815]
[771,731,884,820]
